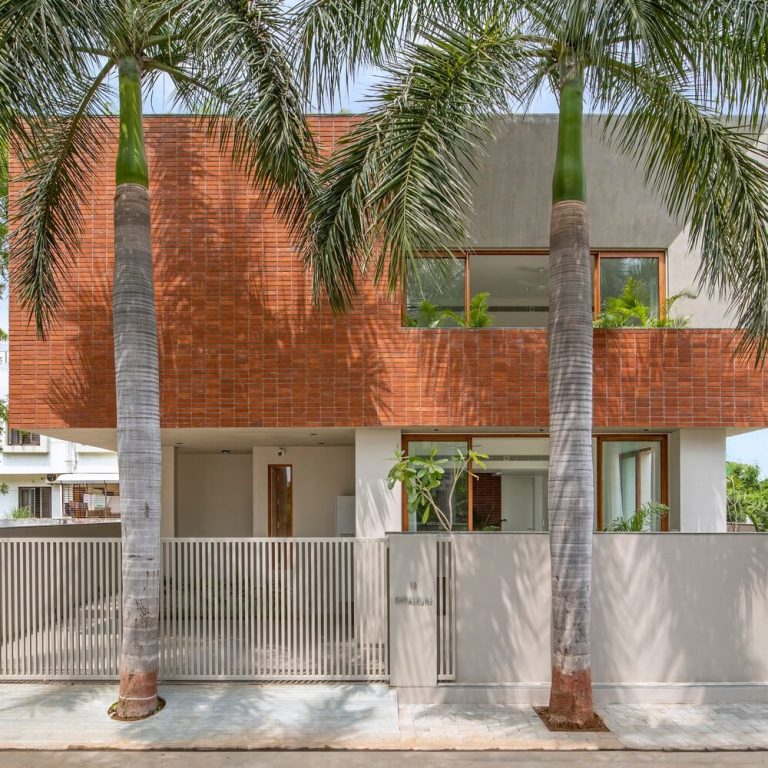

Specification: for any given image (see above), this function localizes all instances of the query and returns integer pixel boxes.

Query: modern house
[7,115,766,539]
[0,330,119,522]
[5,115,768,698]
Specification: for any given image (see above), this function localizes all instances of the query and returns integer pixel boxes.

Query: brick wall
[9,117,768,430]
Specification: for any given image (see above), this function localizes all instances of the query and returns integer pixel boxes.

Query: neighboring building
[7,116,768,537]
[0,333,119,521]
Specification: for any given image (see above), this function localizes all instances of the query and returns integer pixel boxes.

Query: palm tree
[5,0,316,719]
[295,0,768,725]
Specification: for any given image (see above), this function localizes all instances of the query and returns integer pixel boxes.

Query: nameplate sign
[394,581,433,606]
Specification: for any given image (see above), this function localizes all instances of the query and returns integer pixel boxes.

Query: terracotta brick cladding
[8,117,768,431]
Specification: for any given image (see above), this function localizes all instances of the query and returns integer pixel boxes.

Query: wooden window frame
[593,251,667,320]
[401,432,669,532]
[403,249,666,327]
[401,254,469,326]
[401,434,475,531]
[595,434,669,531]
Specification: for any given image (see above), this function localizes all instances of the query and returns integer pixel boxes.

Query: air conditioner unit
[46,474,59,483]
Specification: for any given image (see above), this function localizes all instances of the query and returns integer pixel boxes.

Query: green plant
[606,502,669,531]
[407,291,493,328]
[594,278,693,328]
[387,446,487,531]
[10,506,33,519]
[727,461,768,530]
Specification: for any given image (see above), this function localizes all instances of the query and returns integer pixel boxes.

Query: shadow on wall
[451,533,768,687]
[591,533,768,686]
[47,277,116,429]
[453,533,551,684]
[44,121,393,430]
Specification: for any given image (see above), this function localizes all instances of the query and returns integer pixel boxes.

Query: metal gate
[0,537,389,681]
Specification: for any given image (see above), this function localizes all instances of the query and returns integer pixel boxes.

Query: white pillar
[673,428,727,532]
[388,533,438,688]
[355,428,402,537]
[161,445,176,537]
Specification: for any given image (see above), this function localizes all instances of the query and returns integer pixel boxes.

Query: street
[1,753,768,767]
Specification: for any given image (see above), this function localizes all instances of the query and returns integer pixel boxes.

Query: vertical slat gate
[1,537,388,682]
[436,537,456,682]
[0,538,122,680]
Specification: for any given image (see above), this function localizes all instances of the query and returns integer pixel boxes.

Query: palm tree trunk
[114,56,162,720]
[546,63,595,726]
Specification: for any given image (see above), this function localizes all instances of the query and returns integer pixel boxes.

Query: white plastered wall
[355,428,402,537]
[439,532,768,691]
[160,445,176,537]
[176,453,253,536]
[668,428,727,532]
[666,230,733,328]
[251,446,354,537]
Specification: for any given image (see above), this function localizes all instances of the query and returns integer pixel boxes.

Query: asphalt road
[1,753,768,767]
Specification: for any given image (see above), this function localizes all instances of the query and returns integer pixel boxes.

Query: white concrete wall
[355,428,402,537]
[161,446,176,537]
[466,117,735,328]
[252,447,354,537]
[435,533,768,689]
[670,429,727,532]
[666,230,732,327]
[176,453,253,536]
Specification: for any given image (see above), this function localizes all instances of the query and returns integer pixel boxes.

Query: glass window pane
[470,254,550,328]
[406,258,465,327]
[600,440,663,530]
[599,257,660,319]
[471,437,549,531]
[406,440,469,531]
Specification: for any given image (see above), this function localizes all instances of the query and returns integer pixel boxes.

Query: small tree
[727,461,768,531]
[388,447,487,531]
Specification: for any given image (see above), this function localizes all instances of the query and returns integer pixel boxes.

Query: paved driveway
[2,683,768,751]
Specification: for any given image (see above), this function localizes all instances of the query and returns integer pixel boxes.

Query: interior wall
[252,446,354,537]
[176,453,253,536]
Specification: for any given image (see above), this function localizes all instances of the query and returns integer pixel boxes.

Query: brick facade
[9,117,768,431]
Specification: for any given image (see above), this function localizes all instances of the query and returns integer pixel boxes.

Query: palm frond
[303,19,536,310]
[698,0,768,124]
[177,0,318,229]
[603,65,768,360]
[12,68,113,337]
[290,0,511,107]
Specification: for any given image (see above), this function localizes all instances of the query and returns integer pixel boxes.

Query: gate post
[388,533,438,687]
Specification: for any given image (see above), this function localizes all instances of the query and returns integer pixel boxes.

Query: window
[402,438,470,531]
[8,429,41,447]
[596,436,668,531]
[404,251,666,328]
[470,253,549,328]
[63,482,121,518]
[594,252,664,321]
[471,437,549,531]
[18,487,51,518]
[405,257,466,327]
[401,433,669,532]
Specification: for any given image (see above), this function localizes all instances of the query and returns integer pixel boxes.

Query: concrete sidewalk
[1,683,768,751]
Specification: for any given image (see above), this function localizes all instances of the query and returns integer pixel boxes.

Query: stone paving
[2,683,768,751]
